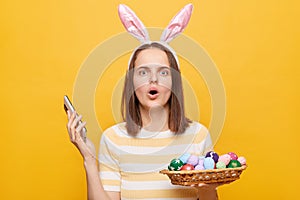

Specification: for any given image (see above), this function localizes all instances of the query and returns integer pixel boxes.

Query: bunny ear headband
[118,3,193,69]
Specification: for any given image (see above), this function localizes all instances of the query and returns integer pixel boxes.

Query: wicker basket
[160,165,247,186]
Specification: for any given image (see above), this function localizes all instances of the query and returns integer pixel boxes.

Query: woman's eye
[160,69,169,76]
[138,69,148,76]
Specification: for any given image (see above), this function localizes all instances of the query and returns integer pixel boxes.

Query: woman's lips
[148,88,159,99]
[148,92,159,100]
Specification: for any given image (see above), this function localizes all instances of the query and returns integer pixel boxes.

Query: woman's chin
[142,102,168,111]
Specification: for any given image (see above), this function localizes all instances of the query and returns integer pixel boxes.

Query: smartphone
[64,95,87,142]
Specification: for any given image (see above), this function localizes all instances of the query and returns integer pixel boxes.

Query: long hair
[121,42,191,136]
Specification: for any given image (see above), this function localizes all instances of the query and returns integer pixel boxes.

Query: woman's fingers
[67,111,80,141]
[70,114,81,135]
[65,111,95,161]
[67,110,71,119]
[76,121,87,132]
[192,183,210,189]
[69,112,87,144]
[67,111,76,130]
[193,181,232,189]
[71,114,82,130]
[75,121,87,141]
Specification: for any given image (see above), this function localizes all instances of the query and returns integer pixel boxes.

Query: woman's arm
[195,181,234,200]
[84,158,120,200]
[196,184,218,200]
[67,111,120,200]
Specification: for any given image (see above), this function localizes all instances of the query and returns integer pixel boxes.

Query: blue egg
[179,153,191,164]
[203,157,215,169]
[205,151,219,163]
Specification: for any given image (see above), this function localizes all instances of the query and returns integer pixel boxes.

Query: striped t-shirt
[98,121,213,200]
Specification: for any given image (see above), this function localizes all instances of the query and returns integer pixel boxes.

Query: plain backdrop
[0,0,299,199]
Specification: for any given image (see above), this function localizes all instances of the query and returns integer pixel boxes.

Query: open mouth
[149,90,158,95]
[148,89,159,99]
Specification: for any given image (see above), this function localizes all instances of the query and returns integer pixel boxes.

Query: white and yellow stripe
[98,121,212,199]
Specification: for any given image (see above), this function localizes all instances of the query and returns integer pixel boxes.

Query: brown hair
[121,42,191,136]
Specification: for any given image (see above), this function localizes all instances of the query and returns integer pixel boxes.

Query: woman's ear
[118,4,150,43]
[160,3,193,43]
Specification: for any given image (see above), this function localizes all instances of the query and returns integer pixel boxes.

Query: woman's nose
[149,71,158,83]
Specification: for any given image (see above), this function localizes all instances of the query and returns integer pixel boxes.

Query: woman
[66,4,224,200]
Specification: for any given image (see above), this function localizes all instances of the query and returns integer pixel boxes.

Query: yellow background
[1,0,299,199]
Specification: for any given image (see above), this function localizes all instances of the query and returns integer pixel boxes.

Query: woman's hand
[66,110,96,162]
[66,111,117,200]
[192,180,233,189]
[191,181,233,200]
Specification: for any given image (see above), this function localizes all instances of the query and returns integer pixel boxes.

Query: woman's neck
[139,104,169,132]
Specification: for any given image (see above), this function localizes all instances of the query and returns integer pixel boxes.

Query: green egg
[216,161,226,169]
[227,160,242,168]
[169,158,184,171]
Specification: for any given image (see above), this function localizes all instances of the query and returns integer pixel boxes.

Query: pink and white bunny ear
[118,4,150,43]
[160,3,193,43]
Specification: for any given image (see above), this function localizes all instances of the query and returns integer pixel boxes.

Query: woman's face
[133,48,172,110]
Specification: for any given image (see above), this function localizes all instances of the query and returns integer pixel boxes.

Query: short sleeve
[98,130,121,192]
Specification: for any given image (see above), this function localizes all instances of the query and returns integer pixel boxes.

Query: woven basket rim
[160,165,247,174]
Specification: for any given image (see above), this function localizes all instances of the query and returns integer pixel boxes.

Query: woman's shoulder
[186,121,209,134]
[184,121,211,144]
[102,122,129,138]
[100,122,130,148]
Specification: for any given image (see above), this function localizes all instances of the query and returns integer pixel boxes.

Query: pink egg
[195,164,205,170]
[198,157,204,166]
[237,156,246,165]
[228,152,238,160]
[187,155,199,166]
[218,154,231,165]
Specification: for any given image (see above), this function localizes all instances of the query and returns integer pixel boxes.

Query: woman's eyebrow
[159,66,171,69]
[135,66,149,70]
[135,63,170,68]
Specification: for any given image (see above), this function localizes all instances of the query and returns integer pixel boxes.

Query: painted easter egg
[180,164,195,170]
[227,160,242,168]
[228,152,238,160]
[203,157,215,169]
[168,158,184,171]
[205,151,219,163]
